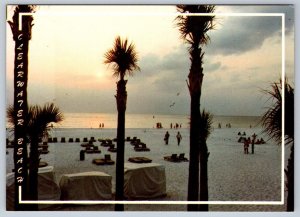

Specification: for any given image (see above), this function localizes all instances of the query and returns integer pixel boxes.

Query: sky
[6,5,294,116]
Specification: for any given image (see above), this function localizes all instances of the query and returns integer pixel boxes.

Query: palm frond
[28,103,64,138]
[7,103,63,140]
[199,109,214,140]
[6,105,15,128]
[175,5,215,47]
[104,36,140,79]
[8,5,36,39]
[261,78,294,145]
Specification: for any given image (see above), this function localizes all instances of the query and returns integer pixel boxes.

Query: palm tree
[175,5,215,211]
[8,5,35,210]
[198,109,213,211]
[7,103,63,210]
[261,79,294,211]
[104,36,140,211]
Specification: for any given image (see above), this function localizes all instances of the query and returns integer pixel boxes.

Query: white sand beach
[6,127,287,211]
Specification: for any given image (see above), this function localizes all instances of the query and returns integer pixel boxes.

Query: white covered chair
[124,163,166,199]
[59,171,112,200]
[6,166,61,210]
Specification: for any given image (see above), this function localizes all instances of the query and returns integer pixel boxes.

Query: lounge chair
[108,144,117,152]
[104,154,115,165]
[75,138,80,143]
[92,159,106,165]
[92,154,115,166]
[128,157,152,163]
[93,146,101,153]
[85,146,101,154]
[61,137,66,143]
[164,154,180,162]
[178,153,188,162]
[134,143,150,152]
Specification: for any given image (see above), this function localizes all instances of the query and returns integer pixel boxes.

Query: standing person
[164,131,170,145]
[244,138,249,154]
[251,133,257,154]
[176,132,182,146]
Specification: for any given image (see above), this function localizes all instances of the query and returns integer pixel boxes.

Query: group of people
[218,123,232,128]
[156,122,163,129]
[170,123,182,129]
[243,133,257,154]
[164,131,182,146]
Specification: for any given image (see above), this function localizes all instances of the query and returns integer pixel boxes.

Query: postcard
[5,4,294,212]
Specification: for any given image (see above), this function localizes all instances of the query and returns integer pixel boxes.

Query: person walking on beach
[176,132,182,146]
[164,131,170,145]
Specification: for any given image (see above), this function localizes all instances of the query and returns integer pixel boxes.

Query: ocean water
[54,113,261,129]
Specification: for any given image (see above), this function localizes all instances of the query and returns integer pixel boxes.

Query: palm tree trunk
[187,93,200,211]
[198,140,209,211]
[187,46,203,211]
[115,78,127,211]
[286,144,294,211]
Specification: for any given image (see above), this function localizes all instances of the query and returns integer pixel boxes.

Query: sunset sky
[6,5,294,116]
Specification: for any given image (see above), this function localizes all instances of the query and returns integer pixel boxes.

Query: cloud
[206,5,294,55]
[203,60,222,72]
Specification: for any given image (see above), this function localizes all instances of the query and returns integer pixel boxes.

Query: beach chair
[128,157,144,163]
[108,144,117,152]
[100,141,109,147]
[164,154,179,162]
[128,157,152,163]
[92,154,115,166]
[61,137,66,143]
[69,138,74,143]
[75,138,80,143]
[93,146,101,153]
[178,153,188,162]
[85,146,95,154]
[104,154,115,165]
[92,159,106,165]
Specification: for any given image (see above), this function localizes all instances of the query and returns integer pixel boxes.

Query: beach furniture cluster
[130,137,150,152]
[81,139,101,154]
[99,139,117,152]
[163,153,188,163]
